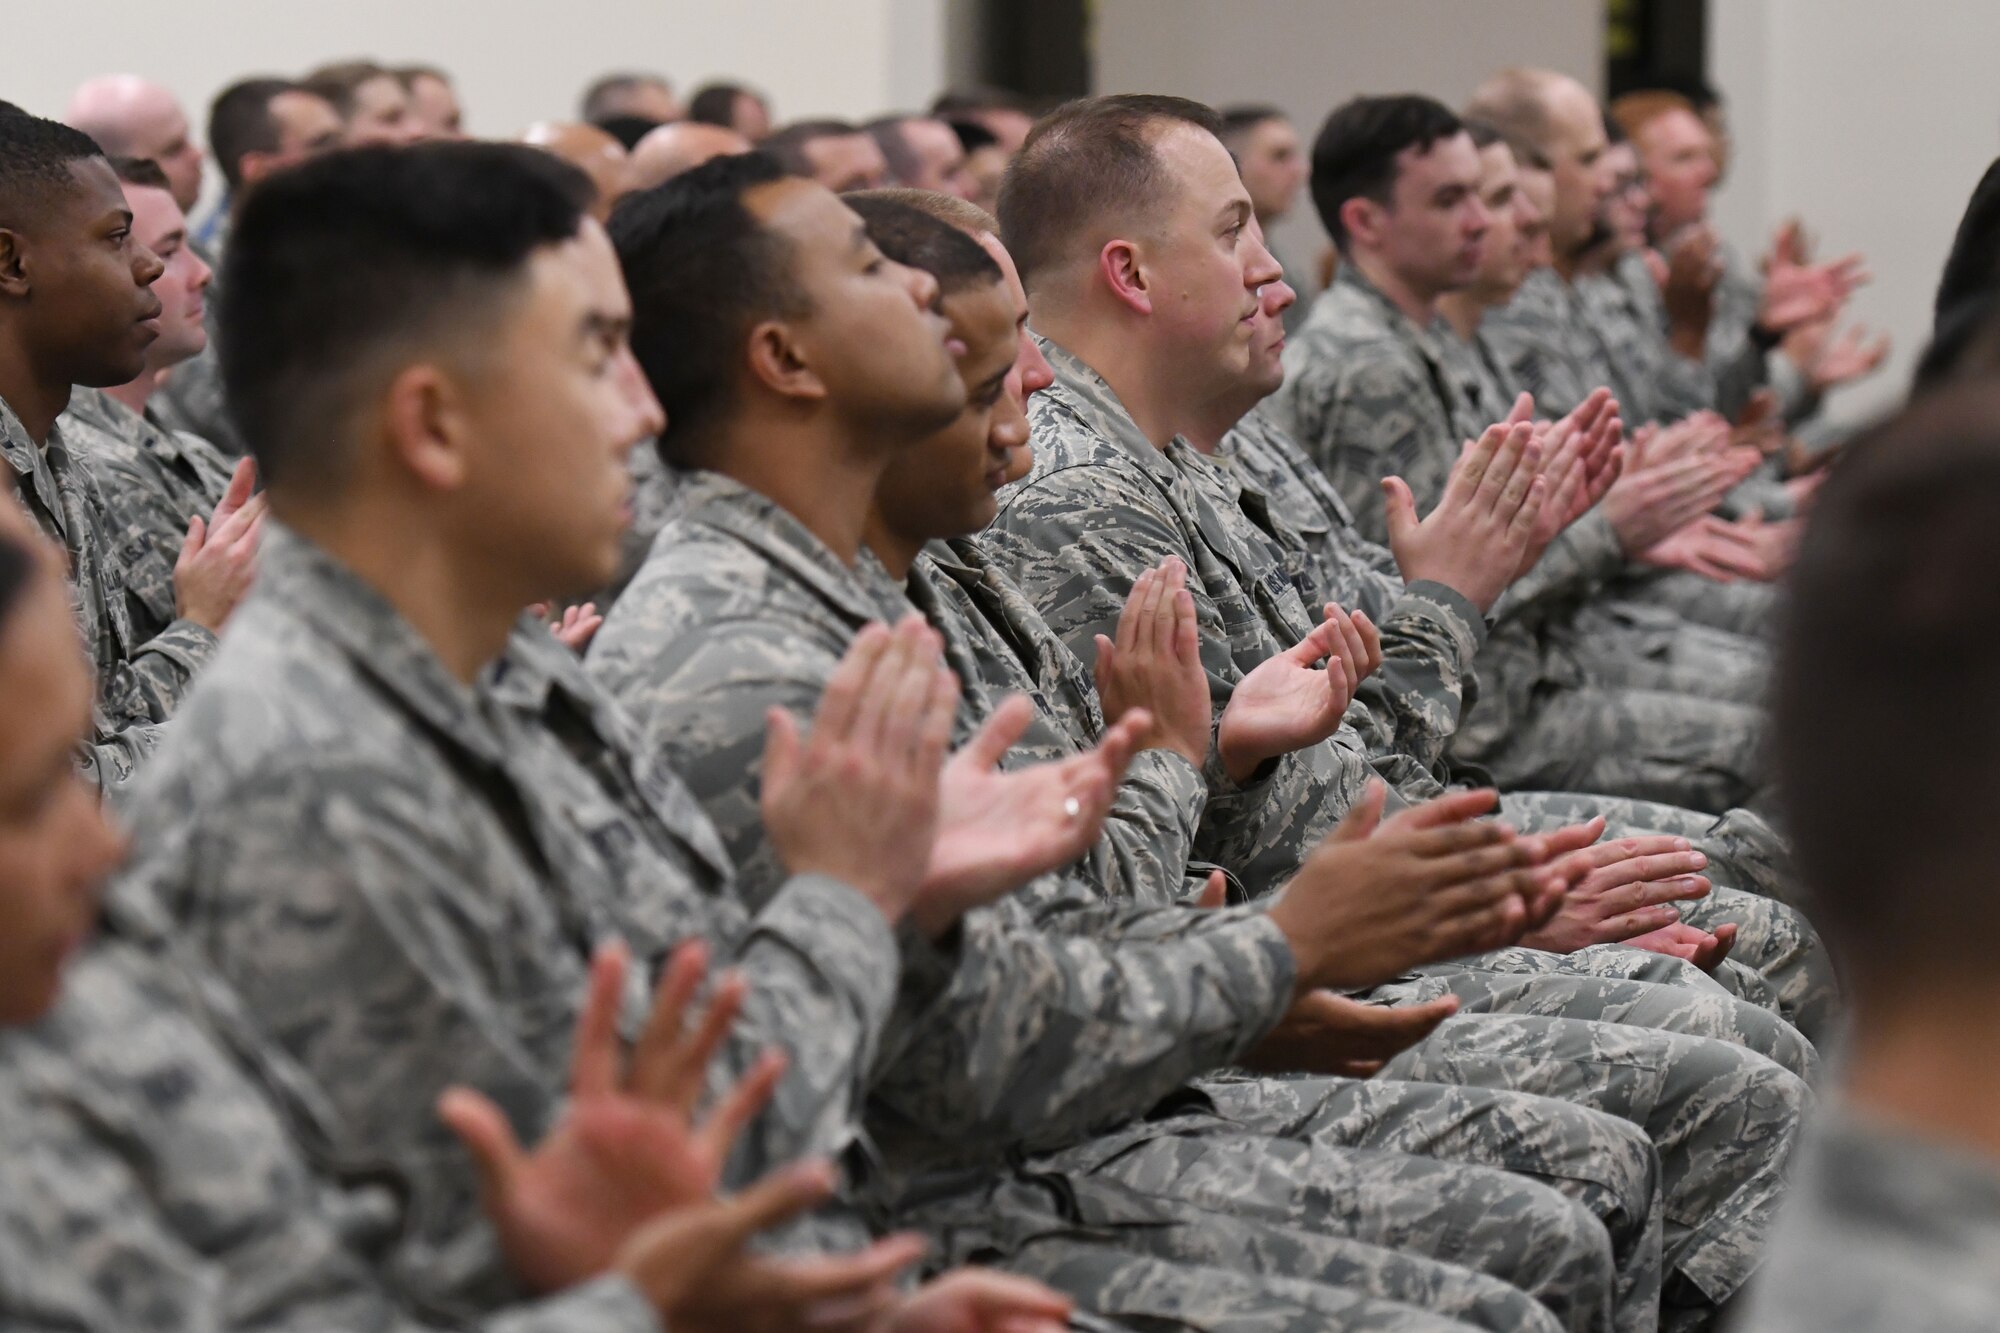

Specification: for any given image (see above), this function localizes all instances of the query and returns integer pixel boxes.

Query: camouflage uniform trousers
[1017,1084,1658,1333]
[1499,791,1835,1042]
[1354,996,1811,1318]
[1562,609,1770,708]
[912,1173,1569,1333]
[1609,570,1778,642]
[1469,684,1772,817]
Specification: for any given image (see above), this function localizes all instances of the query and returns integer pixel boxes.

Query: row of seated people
[0,59,1990,1333]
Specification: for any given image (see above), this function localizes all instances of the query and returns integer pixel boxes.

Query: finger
[695,1046,790,1162]
[177,513,205,566]
[568,941,632,1097]
[877,627,945,764]
[1402,819,1515,860]
[213,456,257,525]
[1170,585,1201,666]
[1327,778,1389,844]
[913,667,959,780]
[1352,609,1383,677]
[1382,476,1421,549]
[1388,786,1501,831]
[1602,875,1711,915]
[436,1086,526,1212]
[1600,905,1685,939]
[933,1270,1077,1323]
[1146,561,1175,660]
[1594,849,1708,888]
[647,969,748,1113]
[1094,710,1146,787]
[1506,392,1536,426]
[1114,569,1151,656]
[1532,816,1607,859]
[1328,606,1363,694]
[1421,839,1536,889]
[706,1158,843,1247]
[1091,636,1119,695]
[817,623,892,743]
[628,938,708,1098]
[1195,869,1228,910]
[765,1233,929,1304]
[1446,421,1506,507]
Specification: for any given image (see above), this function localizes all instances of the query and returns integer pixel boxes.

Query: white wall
[6,0,948,140]
[1092,0,1603,280]
[1710,0,2000,428]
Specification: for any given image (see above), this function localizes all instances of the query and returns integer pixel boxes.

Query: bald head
[627,121,751,192]
[1466,68,1606,263]
[65,74,203,211]
[521,121,629,222]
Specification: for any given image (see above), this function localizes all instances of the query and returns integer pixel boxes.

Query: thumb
[761,706,802,796]
[1507,392,1535,426]
[179,514,206,564]
[1384,993,1460,1039]
[964,694,1033,770]
[1382,477,1420,547]
[1329,779,1388,844]
[1286,615,1344,667]
[436,1087,527,1215]
[1091,635,1117,686]
[1195,869,1227,910]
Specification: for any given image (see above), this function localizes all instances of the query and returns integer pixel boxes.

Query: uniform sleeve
[141,754,892,1315]
[1281,352,1458,548]
[1490,507,1626,623]
[94,619,219,729]
[604,605,1298,1169]
[986,467,1377,893]
[1354,579,1488,778]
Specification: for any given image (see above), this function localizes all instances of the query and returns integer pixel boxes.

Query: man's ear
[380,361,473,491]
[1097,238,1152,317]
[0,228,30,299]
[1341,196,1386,253]
[743,316,827,406]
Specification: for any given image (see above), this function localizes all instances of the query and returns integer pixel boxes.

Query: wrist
[1215,714,1266,785]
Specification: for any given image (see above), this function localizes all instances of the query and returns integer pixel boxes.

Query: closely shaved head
[1467,68,1607,261]
[64,74,203,211]
[522,121,629,222]
[627,120,751,192]
[996,93,1223,292]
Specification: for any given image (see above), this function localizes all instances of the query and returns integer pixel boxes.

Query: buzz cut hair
[996,93,1222,291]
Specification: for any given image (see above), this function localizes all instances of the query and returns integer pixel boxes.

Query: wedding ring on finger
[1063,796,1082,822]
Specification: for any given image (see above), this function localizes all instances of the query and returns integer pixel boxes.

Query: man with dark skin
[0,106,257,789]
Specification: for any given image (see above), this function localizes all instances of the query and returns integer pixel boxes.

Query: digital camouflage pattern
[1737,1107,2000,1333]
[152,337,250,458]
[120,523,909,1310]
[0,394,215,795]
[590,470,1666,1332]
[0,932,660,1332]
[60,386,234,631]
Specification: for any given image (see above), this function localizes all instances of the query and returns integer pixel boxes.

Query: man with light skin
[627,121,751,192]
[522,122,631,222]
[158,79,343,459]
[400,65,466,139]
[65,74,204,214]
[765,120,890,192]
[931,90,1035,156]
[304,60,427,147]
[689,83,773,142]
[581,72,681,126]
[981,95,1818,1325]
[1221,106,1318,329]
[867,116,975,199]
[61,157,249,641]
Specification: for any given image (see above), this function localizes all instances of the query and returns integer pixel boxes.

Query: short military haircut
[847,194,999,296]
[1308,94,1464,252]
[207,78,296,192]
[1219,104,1286,144]
[1463,69,1559,160]
[1774,380,2000,996]
[762,119,863,178]
[0,105,105,229]
[852,186,997,236]
[394,64,451,90]
[689,82,758,128]
[948,118,997,154]
[108,155,170,192]
[864,116,922,186]
[996,93,1222,290]
[1936,156,2000,323]
[609,151,807,463]
[1465,117,1550,172]
[303,59,395,121]
[218,142,591,489]
[932,87,1030,117]
[581,72,670,124]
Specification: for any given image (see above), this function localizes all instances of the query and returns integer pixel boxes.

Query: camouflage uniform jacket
[984,336,1475,893]
[61,386,234,631]
[1738,1106,2000,1333]
[1268,266,1496,547]
[588,468,1297,1174]
[0,395,215,794]
[0,927,659,1332]
[119,523,905,1309]
[153,335,250,459]
[907,535,1214,909]
[1576,256,1716,425]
